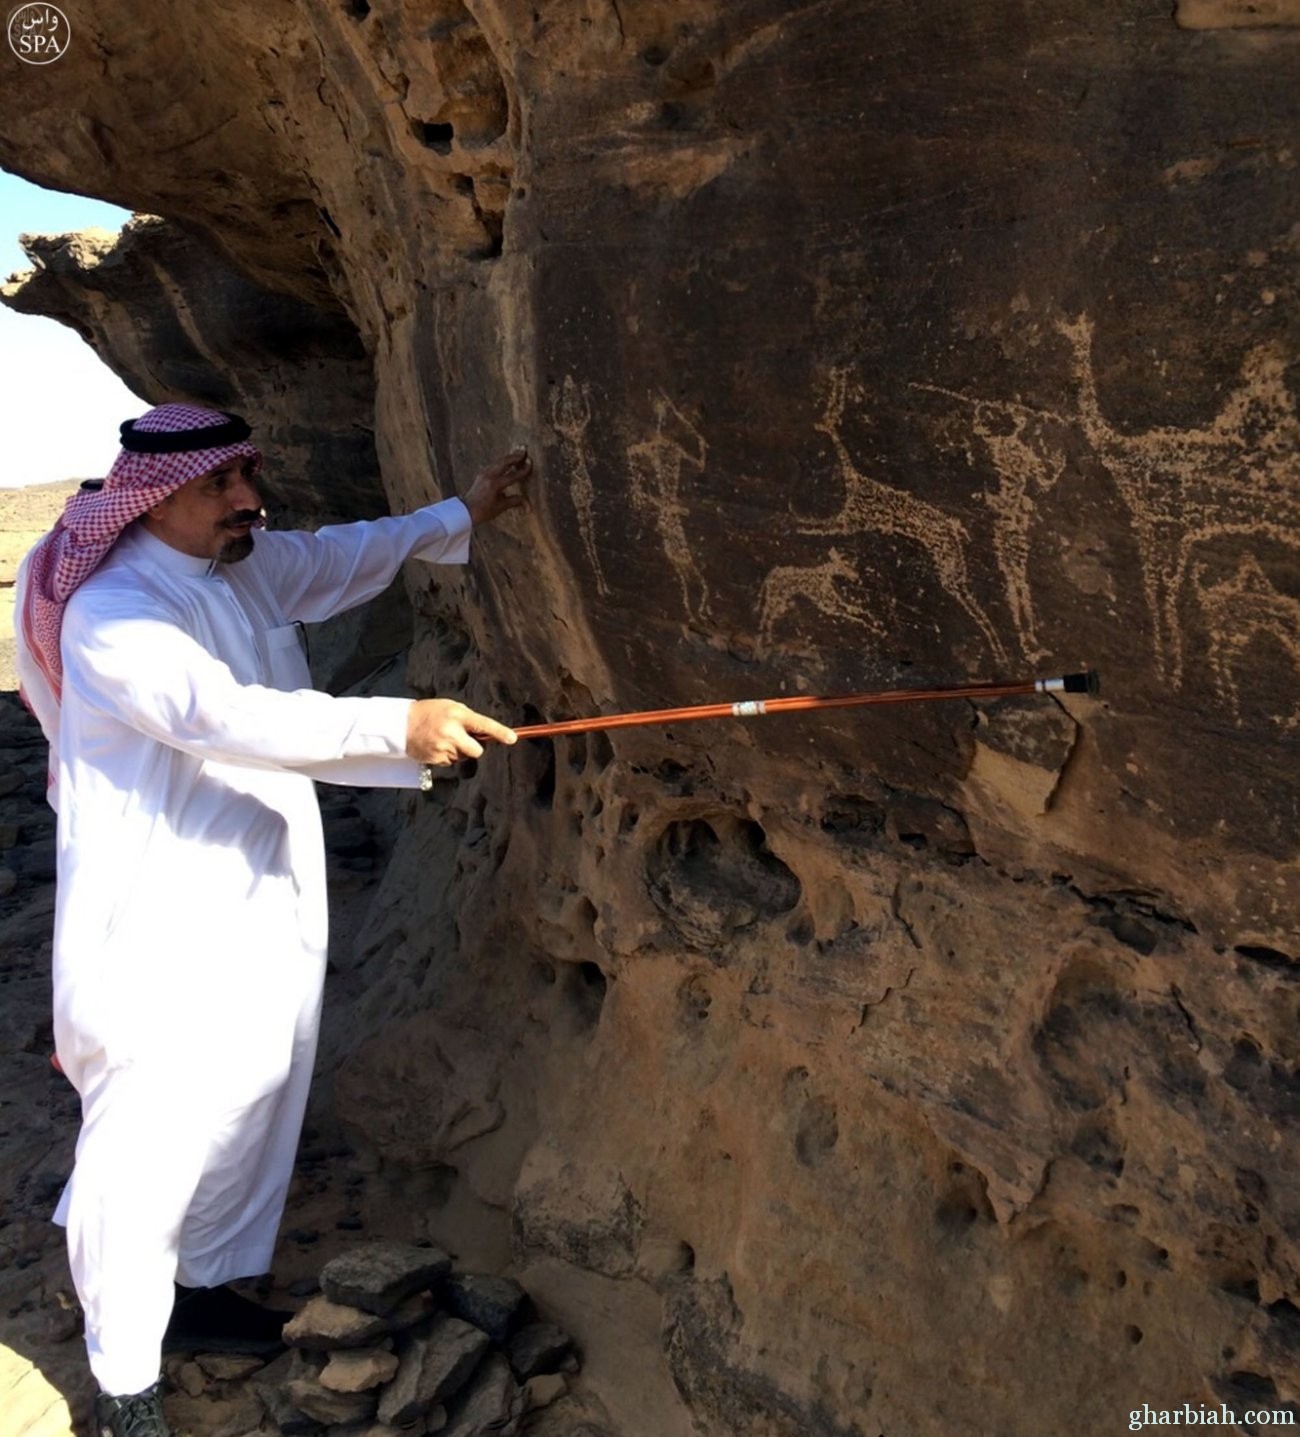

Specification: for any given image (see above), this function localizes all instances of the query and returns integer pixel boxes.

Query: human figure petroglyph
[801,369,1011,667]
[1193,555,1300,729]
[627,393,713,625]
[550,376,610,597]
[959,402,1065,665]
[757,547,885,648]
[910,382,1067,668]
[904,387,1073,666]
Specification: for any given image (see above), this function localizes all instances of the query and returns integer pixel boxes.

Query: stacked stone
[254,1242,578,1437]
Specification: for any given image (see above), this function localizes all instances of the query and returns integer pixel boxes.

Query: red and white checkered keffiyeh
[19,403,262,704]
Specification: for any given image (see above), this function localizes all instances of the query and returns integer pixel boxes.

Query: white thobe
[15,498,471,1396]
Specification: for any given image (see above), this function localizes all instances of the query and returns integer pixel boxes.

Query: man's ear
[142,494,173,524]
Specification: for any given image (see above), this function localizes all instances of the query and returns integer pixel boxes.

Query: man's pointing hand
[406,699,518,766]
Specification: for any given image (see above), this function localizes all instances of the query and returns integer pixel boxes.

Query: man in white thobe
[14,402,528,1437]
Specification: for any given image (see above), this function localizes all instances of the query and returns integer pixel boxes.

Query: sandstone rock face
[2,3,1299,1435]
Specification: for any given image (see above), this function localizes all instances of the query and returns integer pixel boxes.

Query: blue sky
[0,169,141,487]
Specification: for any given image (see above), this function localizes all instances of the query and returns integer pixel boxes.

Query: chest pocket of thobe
[260,622,313,692]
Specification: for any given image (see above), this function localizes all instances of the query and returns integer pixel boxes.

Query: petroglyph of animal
[787,369,1011,667]
[757,547,885,649]
[921,317,1300,690]
[1193,555,1300,729]
[1070,319,1300,688]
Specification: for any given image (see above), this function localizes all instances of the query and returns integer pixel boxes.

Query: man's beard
[218,533,255,563]
[217,513,260,563]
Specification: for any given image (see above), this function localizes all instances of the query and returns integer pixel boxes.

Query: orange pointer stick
[512,672,1100,740]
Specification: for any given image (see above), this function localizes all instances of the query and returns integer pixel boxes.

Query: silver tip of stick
[1036,671,1101,696]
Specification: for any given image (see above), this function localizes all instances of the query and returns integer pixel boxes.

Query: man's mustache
[222,510,264,529]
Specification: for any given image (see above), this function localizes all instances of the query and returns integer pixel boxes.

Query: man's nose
[230,476,263,512]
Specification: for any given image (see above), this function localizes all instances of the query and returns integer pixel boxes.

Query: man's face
[144,458,264,563]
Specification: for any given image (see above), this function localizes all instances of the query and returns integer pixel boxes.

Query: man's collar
[119,522,222,578]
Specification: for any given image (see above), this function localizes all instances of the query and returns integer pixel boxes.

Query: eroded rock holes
[411,120,455,153]
[561,960,607,1031]
[647,815,801,954]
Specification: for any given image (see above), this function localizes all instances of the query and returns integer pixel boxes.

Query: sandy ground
[1,483,83,1437]
[0,482,79,691]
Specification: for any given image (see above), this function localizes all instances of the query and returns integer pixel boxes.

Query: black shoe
[93,1381,170,1437]
[162,1284,290,1357]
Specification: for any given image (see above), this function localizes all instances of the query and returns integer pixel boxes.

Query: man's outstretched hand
[463,448,531,526]
[407,699,518,766]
